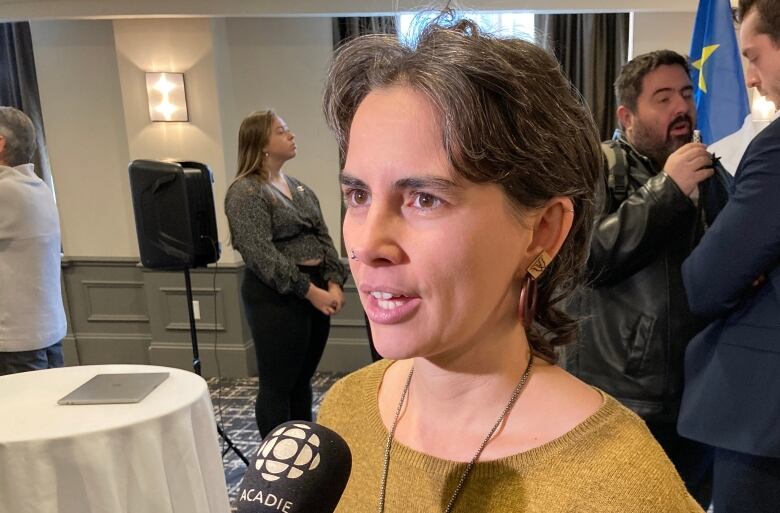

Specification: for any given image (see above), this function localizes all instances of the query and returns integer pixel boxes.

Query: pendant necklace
[377,356,534,513]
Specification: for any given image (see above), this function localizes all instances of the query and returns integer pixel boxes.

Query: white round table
[0,364,231,513]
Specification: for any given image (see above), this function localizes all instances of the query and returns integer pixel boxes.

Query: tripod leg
[216,423,250,465]
[183,269,202,375]
[184,269,248,466]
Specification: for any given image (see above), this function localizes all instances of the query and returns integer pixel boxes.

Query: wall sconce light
[751,94,777,122]
[145,72,188,122]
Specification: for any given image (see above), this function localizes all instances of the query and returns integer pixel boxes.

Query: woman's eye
[343,188,370,207]
[411,192,442,210]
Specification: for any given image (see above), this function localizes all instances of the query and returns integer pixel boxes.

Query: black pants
[241,266,330,438]
[712,447,780,513]
[646,421,713,508]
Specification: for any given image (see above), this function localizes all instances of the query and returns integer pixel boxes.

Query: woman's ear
[526,197,575,261]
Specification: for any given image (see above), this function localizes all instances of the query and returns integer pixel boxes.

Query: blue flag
[690,0,750,145]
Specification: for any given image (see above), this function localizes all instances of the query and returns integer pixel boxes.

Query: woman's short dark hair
[738,0,780,43]
[322,13,602,362]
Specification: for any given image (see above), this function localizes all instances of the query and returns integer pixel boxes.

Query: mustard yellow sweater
[318,360,704,513]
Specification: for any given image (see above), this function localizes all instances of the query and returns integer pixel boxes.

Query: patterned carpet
[206,373,345,511]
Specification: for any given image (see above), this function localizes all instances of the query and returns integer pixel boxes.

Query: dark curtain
[0,22,52,187]
[332,17,397,49]
[536,13,630,141]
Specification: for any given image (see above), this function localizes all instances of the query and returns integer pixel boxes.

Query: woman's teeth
[378,299,404,310]
[370,291,406,310]
[370,291,394,299]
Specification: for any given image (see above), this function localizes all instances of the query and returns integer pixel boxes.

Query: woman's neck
[380,326,537,461]
[265,158,284,180]
[411,341,532,419]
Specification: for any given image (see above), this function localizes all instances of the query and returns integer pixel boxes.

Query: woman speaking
[225,110,347,437]
[317,14,704,513]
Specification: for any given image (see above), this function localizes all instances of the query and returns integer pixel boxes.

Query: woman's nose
[349,205,405,267]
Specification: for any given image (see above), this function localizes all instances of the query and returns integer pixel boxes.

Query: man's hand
[663,142,715,197]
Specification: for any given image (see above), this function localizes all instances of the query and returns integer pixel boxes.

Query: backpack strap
[601,141,629,203]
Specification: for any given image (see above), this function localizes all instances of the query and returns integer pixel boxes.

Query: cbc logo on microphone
[255,423,322,481]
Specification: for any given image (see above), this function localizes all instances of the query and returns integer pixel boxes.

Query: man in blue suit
[678,1,780,511]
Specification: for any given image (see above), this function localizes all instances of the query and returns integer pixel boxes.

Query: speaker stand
[184,268,250,466]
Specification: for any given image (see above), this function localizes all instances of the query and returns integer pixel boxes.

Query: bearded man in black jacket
[566,50,730,508]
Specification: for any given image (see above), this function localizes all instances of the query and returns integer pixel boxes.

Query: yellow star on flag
[692,44,720,93]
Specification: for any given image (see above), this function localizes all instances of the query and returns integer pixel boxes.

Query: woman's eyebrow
[339,172,460,192]
[394,176,460,192]
[339,172,366,188]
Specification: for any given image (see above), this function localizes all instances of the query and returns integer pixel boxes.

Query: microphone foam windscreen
[236,421,352,513]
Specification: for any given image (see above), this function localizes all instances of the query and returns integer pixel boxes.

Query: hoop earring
[350,249,359,261]
[519,276,537,329]
[519,251,551,328]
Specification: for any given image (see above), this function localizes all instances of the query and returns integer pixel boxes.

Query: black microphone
[236,421,352,513]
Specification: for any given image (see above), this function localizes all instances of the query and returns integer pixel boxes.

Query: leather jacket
[566,130,730,423]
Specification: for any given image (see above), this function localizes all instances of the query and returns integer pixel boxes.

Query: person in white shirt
[0,106,66,375]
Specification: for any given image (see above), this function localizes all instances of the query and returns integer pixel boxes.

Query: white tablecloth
[0,364,231,513]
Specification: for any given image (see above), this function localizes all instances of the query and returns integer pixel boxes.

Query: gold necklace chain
[377,356,534,513]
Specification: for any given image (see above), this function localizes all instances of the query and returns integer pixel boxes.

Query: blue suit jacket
[678,117,780,458]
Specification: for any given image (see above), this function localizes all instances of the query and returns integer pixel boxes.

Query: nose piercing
[350,249,358,261]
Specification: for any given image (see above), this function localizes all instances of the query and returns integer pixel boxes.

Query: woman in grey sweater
[225,110,348,437]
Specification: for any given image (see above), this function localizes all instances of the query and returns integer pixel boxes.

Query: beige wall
[223,17,342,246]
[112,17,241,263]
[30,19,136,257]
[631,11,697,58]
[29,17,341,261]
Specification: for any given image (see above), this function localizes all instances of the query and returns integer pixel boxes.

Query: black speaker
[129,160,220,270]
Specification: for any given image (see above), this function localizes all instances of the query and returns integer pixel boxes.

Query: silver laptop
[57,372,170,405]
